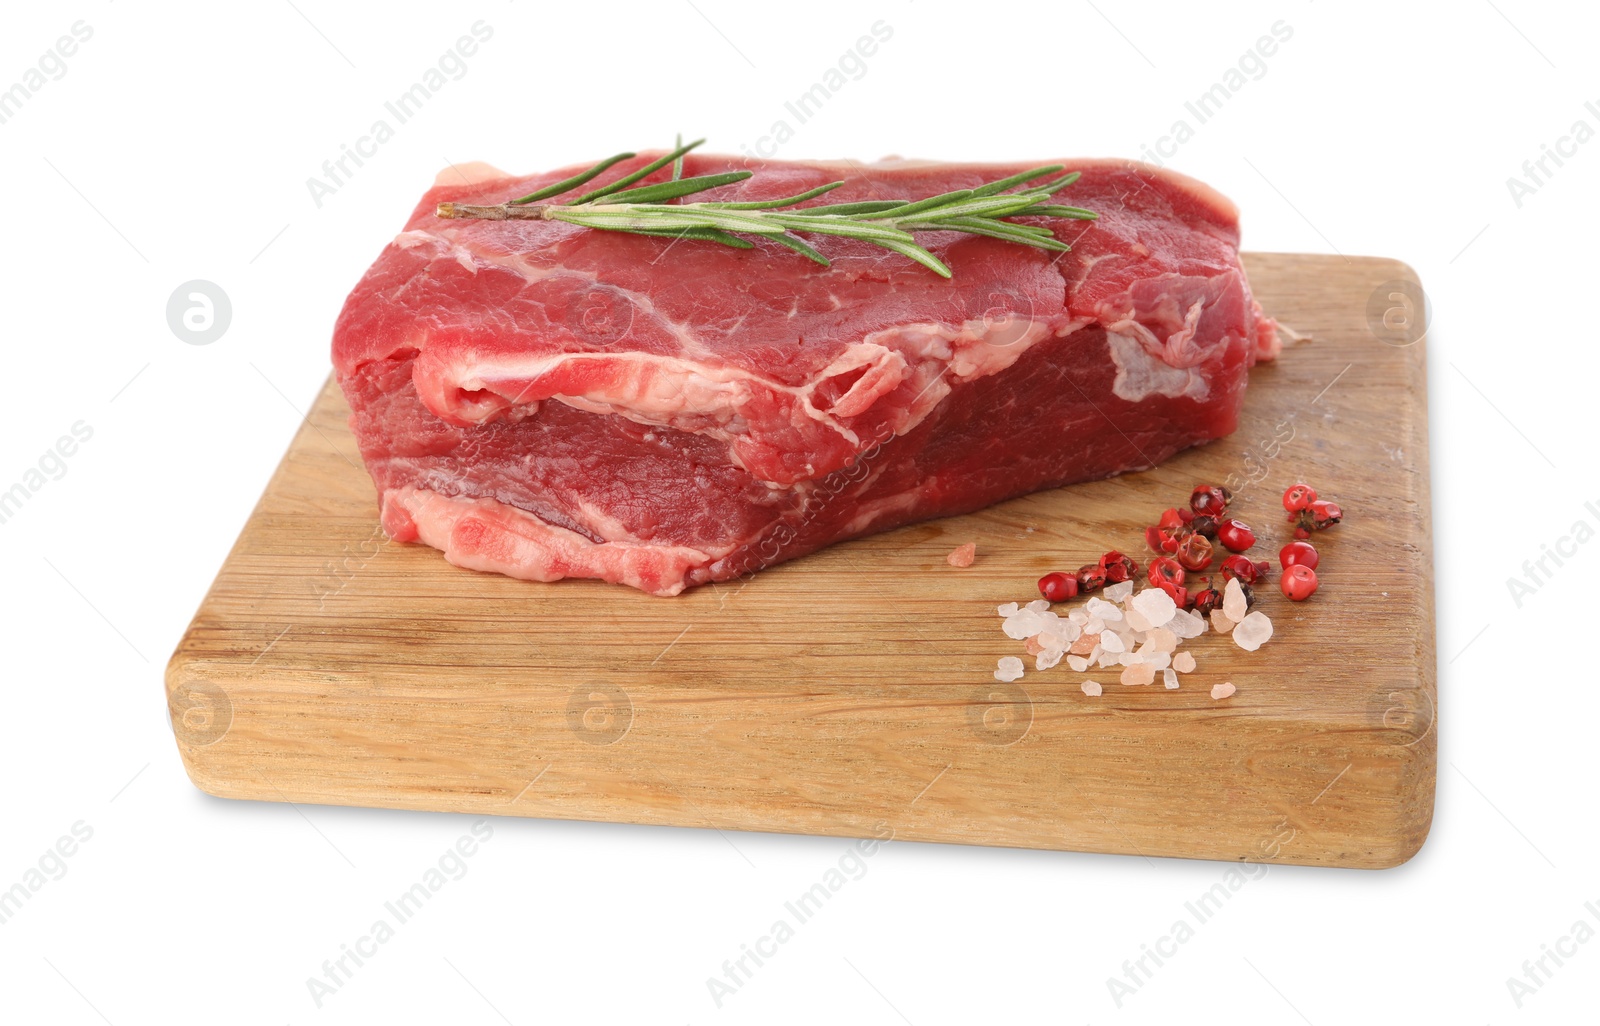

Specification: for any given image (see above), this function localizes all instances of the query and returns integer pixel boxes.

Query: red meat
[332,153,1278,595]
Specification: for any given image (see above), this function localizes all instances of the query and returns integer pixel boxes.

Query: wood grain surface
[165,252,1436,868]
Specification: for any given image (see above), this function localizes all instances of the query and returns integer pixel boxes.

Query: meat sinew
[332,153,1279,596]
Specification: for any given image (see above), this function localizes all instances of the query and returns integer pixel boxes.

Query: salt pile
[992,577,1273,696]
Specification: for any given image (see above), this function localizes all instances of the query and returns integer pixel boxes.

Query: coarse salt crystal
[1099,631,1126,653]
[1124,605,1154,633]
[1222,578,1248,622]
[1104,580,1134,603]
[1069,632,1099,656]
[1147,627,1177,653]
[1038,628,1073,652]
[1081,680,1103,697]
[1211,681,1237,700]
[1167,608,1206,639]
[997,602,1019,618]
[1162,668,1179,689]
[1120,662,1156,686]
[1037,649,1064,671]
[1085,617,1105,634]
[1173,651,1196,673]
[1003,609,1047,639]
[1232,610,1274,652]
[1145,651,1172,671]
[1131,587,1177,627]
[1026,599,1050,613]
[1086,597,1123,621]
[1210,610,1235,634]
[1067,654,1090,672]
[1097,649,1120,668]
[946,542,977,567]
[995,656,1025,682]
[1024,636,1046,656]
[1068,608,1089,625]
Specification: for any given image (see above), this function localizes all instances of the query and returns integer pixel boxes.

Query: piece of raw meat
[332,153,1279,596]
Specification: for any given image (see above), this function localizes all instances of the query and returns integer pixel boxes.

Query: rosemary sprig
[435,138,1097,277]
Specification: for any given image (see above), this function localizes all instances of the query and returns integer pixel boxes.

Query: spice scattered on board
[989,481,1345,698]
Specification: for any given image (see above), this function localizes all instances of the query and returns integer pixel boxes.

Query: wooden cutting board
[166,253,1435,868]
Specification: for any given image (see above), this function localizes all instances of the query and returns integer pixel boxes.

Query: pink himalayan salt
[1222,578,1248,622]
[1120,662,1156,686]
[1147,627,1177,653]
[946,542,977,568]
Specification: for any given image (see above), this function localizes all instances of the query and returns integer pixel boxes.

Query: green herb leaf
[508,152,636,205]
[570,138,706,204]
[603,171,753,205]
[1012,204,1098,220]
[627,226,756,249]
[767,232,831,267]
[705,182,844,210]
[874,239,952,278]
[797,199,907,216]
[855,189,976,220]
[968,165,1067,197]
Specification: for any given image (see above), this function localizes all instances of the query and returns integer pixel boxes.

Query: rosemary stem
[437,202,552,220]
[431,141,1097,276]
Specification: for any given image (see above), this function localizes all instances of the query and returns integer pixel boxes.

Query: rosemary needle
[436,137,1098,278]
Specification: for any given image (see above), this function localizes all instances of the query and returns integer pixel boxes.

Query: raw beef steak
[332,153,1279,596]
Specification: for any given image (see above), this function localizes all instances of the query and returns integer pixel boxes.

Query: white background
[1,1,1594,1022]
